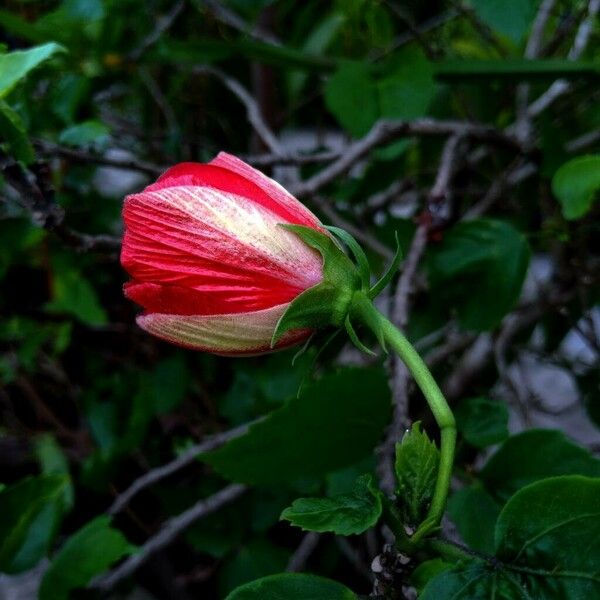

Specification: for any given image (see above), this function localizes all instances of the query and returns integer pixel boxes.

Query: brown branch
[90,484,247,593]
[108,422,253,515]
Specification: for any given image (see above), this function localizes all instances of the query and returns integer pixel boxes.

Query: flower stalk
[351,291,456,542]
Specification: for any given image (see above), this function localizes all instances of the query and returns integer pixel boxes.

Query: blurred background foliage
[0,0,599,598]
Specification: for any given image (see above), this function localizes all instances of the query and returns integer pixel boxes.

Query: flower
[121,152,325,355]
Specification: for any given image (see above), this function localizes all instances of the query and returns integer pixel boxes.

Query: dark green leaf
[225,573,358,600]
[325,62,378,137]
[495,476,600,598]
[0,475,67,573]
[410,559,454,594]
[202,368,391,485]
[378,47,436,120]
[552,155,600,220]
[394,422,440,525]
[447,485,501,554]
[471,0,536,42]
[480,429,600,501]
[58,120,110,149]
[0,100,34,163]
[46,269,108,326]
[281,474,382,535]
[150,355,190,413]
[39,516,135,600]
[455,397,509,448]
[428,219,530,331]
[219,540,290,597]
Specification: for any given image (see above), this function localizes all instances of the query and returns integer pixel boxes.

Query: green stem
[352,293,456,542]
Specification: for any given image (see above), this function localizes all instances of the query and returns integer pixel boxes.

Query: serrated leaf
[202,368,391,486]
[281,474,383,535]
[39,516,135,600]
[225,573,358,600]
[428,219,530,331]
[455,397,509,448]
[552,155,600,220]
[480,429,600,502]
[0,42,65,98]
[0,475,67,573]
[394,422,440,525]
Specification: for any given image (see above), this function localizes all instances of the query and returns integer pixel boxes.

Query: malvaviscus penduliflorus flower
[121,152,362,355]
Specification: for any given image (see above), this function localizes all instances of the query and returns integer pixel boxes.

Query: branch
[193,65,285,156]
[291,119,521,199]
[0,154,120,252]
[91,484,247,593]
[526,0,600,119]
[286,532,320,572]
[108,422,252,515]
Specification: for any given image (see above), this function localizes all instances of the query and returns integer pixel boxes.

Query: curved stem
[352,293,456,541]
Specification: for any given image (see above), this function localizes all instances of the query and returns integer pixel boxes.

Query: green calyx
[271,225,401,353]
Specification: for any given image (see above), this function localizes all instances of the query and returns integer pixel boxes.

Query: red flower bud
[121,153,324,355]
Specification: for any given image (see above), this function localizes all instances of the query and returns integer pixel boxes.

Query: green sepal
[345,314,376,356]
[325,225,371,290]
[271,225,361,347]
[369,231,402,299]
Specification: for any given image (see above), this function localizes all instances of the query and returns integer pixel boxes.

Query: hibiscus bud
[121,152,347,355]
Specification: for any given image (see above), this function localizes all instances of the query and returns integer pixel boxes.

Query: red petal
[121,186,322,314]
[146,154,320,228]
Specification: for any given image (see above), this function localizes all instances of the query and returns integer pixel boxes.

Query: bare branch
[193,65,285,155]
[91,484,247,593]
[292,119,522,199]
[526,0,600,119]
[108,422,253,515]
[286,532,321,572]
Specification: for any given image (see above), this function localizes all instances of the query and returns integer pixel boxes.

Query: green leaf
[225,573,358,600]
[325,62,378,137]
[58,119,110,149]
[0,100,35,163]
[0,475,67,572]
[447,485,501,554]
[219,540,290,597]
[495,476,600,598]
[394,422,440,525]
[455,397,509,448]
[202,368,391,485]
[39,516,135,600]
[420,564,516,600]
[46,269,108,326]
[35,434,74,509]
[378,47,436,120]
[428,219,530,331]
[150,355,190,413]
[480,429,600,502]
[0,42,65,99]
[471,0,537,42]
[552,155,600,220]
[281,474,383,535]
[410,559,454,594]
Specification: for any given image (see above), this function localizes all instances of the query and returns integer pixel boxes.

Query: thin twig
[91,484,247,593]
[108,422,253,515]
[292,120,521,199]
[193,65,285,155]
[286,532,321,572]
[526,0,600,119]
[129,0,186,61]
